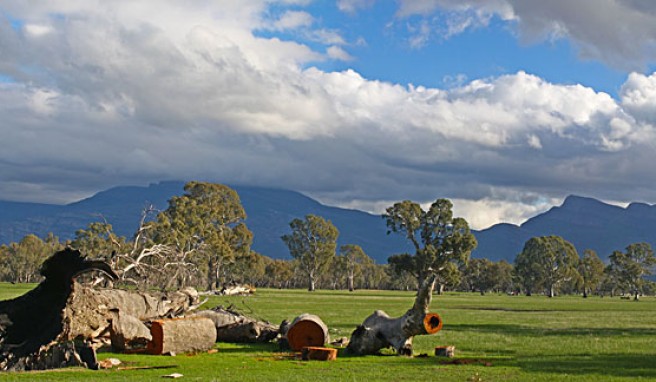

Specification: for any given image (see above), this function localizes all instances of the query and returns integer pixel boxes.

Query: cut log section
[147,317,217,355]
[435,345,455,357]
[301,346,337,361]
[285,314,330,351]
[423,312,443,334]
[346,274,442,356]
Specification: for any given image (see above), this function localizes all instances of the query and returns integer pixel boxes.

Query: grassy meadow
[1,283,655,381]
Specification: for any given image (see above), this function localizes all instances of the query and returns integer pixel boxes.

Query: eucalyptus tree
[578,249,605,298]
[608,242,656,300]
[384,198,477,288]
[281,214,339,291]
[339,244,373,292]
[515,236,580,297]
[152,181,253,291]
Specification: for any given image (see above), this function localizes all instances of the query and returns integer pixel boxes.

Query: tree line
[1,181,654,297]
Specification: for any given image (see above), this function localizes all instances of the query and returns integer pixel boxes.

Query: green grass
[1,284,655,381]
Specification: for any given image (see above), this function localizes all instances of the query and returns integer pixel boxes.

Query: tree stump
[147,317,216,355]
[301,346,337,361]
[285,314,330,351]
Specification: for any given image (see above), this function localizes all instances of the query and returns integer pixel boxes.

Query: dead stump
[147,317,216,355]
[286,314,330,351]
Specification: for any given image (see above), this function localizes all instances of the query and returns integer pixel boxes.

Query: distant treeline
[1,182,654,298]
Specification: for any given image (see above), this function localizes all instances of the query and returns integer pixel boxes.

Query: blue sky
[1,1,656,229]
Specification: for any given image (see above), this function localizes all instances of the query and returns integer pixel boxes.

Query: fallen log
[147,317,216,355]
[193,306,279,343]
[346,274,442,356]
[285,314,330,351]
[0,248,204,371]
[0,248,118,370]
[109,309,152,352]
[65,285,201,340]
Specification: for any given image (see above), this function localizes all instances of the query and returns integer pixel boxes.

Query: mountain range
[1,181,655,263]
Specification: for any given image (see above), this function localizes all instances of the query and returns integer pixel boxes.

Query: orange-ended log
[301,346,337,361]
[148,317,216,355]
[286,314,329,351]
[423,312,443,334]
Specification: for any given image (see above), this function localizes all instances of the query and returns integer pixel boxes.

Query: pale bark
[346,274,441,356]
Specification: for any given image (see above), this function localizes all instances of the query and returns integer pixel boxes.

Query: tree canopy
[282,214,339,291]
[384,198,477,287]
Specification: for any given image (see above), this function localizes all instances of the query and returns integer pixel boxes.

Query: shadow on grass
[446,323,656,337]
[217,342,281,354]
[518,354,656,378]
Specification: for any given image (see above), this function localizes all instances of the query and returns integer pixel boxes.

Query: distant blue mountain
[0,181,412,263]
[474,195,656,262]
[2,184,655,263]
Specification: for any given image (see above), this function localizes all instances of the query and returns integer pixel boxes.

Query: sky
[2,0,656,230]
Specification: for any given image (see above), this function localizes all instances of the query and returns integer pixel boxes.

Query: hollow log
[193,306,279,343]
[285,314,330,351]
[147,317,217,355]
[346,274,442,356]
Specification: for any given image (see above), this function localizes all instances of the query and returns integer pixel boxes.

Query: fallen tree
[193,306,279,343]
[0,248,203,371]
[346,274,443,356]
[0,248,118,370]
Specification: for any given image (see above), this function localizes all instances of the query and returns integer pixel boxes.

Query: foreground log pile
[0,249,281,371]
[0,249,447,372]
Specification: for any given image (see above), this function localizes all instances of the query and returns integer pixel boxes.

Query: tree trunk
[347,273,354,292]
[346,274,442,356]
[193,306,279,343]
[308,275,315,292]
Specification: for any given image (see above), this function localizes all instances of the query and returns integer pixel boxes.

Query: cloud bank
[1,1,656,229]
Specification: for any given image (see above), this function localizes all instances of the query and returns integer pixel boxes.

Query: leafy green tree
[435,261,461,294]
[339,244,373,292]
[264,259,294,288]
[515,236,579,297]
[384,199,477,288]
[282,214,339,291]
[466,258,497,295]
[489,260,513,293]
[152,182,253,291]
[0,234,61,283]
[578,249,605,298]
[609,243,656,300]
[70,222,127,274]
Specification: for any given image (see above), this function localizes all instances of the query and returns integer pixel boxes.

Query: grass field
[1,284,655,381]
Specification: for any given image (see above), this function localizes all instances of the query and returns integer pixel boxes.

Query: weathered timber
[285,314,330,351]
[147,317,216,355]
[0,249,204,371]
[346,274,442,356]
[193,306,279,343]
[109,309,152,352]
[0,248,118,371]
[65,285,201,340]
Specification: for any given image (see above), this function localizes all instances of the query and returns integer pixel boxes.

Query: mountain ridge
[2,182,655,263]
